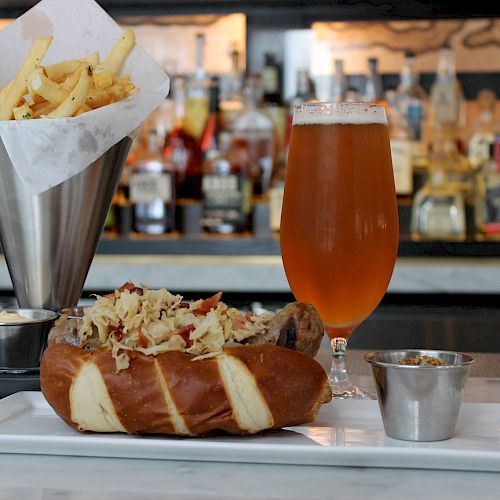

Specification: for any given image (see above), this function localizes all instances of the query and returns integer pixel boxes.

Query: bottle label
[431,82,460,126]
[202,174,241,208]
[171,141,190,171]
[130,172,173,203]
[427,204,458,236]
[262,67,279,93]
[185,95,209,140]
[390,139,413,195]
[406,101,423,141]
[202,174,248,225]
[468,136,494,170]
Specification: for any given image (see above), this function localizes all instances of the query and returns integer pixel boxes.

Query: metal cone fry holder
[0,137,132,312]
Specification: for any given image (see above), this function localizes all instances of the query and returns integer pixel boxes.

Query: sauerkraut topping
[77,282,273,370]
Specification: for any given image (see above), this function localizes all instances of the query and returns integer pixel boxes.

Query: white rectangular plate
[1,392,499,472]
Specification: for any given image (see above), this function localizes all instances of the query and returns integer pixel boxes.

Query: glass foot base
[329,377,376,400]
[329,337,376,400]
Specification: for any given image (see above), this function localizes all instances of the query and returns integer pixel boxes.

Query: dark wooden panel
[0,0,498,20]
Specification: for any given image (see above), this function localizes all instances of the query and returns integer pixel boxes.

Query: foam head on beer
[292,103,388,126]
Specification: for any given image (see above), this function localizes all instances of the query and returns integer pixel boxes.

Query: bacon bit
[231,316,246,329]
[194,292,223,315]
[177,324,195,347]
[245,312,253,321]
[179,302,190,308]
[119,281,139,293]
[103,281,143,299]
[113,329,124,342]
[108,321,125,341]
[138,328,149,348]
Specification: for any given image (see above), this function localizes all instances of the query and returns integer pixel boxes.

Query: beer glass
[280,102,399,398]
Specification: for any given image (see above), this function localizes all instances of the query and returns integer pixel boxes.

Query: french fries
[92,64,113,90]
[0,29,138,121]
[45,59,82,83]
[13,103,33,120]
[30,68,68,106]
[46,66,90,118]
[104,28,135,75]
[0,36,52,120]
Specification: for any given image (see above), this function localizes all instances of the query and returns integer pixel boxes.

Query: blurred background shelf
[95,234,500,257]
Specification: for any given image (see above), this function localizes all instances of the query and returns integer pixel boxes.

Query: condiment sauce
[0,311,33,323]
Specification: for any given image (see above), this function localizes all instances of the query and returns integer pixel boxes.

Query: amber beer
[280,103,399,340]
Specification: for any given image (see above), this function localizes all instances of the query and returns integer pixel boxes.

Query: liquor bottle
[475,138,500,235]
[220,45,244,128]
[286,69,314,151]
[269,149,287,233]
[410,125,470,241]
[430,44,465,134]
[291,69,313,105]
[389,51,428,201]
[201,77,251,234]
[289,69,313,112]
[364,57,385,104]
[200,76,226,158]
[116,134,143,235]
[330,59,347,103]
[164,75,202,201]
[386,89,414,200]
[262,53,282,106]
[397,50,427,142]
[129,129,175,235]
[231,75,275,198]
[185,33,210,140]
[396,50,429,182]
[261,53,287,161]
[468,89,497,171]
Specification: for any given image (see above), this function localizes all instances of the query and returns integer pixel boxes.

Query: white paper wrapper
[0,0,170,196]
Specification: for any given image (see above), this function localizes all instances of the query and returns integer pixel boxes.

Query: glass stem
[329,338,349,396]
[328,337,373,399]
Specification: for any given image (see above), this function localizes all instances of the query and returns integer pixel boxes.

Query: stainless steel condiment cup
[364,349,475,442]
[0,309,58,370]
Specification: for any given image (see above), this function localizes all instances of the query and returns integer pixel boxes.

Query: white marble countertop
[0,375,499,500]
[1,446,500,500]
[2,255,500,294]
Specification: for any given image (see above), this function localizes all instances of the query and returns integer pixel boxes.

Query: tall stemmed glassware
[280,102,399,399]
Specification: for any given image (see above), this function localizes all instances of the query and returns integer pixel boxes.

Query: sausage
[248,302,324,358]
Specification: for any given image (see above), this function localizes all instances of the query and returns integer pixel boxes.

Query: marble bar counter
[2,235,500,294]
[1,254,500,294]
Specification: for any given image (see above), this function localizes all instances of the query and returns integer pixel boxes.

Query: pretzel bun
[40,343,332,436]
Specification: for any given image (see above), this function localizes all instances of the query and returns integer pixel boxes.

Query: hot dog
[40,284,331,436]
